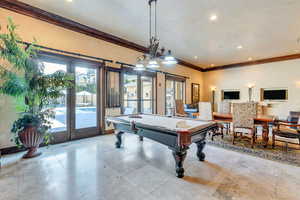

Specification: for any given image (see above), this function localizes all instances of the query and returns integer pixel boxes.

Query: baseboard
[0,132,114,156]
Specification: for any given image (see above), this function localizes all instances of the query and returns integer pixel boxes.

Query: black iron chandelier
[135,0,177,71]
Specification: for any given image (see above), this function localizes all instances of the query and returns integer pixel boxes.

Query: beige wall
[0,9,204,148]
[203,59,300,118]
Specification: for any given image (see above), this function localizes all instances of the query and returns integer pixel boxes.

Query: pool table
[106,114,218,178]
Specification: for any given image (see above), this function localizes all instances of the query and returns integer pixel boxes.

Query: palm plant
[0,18,74,158]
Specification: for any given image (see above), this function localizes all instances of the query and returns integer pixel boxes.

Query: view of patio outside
[75,67,97,129]
[43,61,67,132]
[42,62,97,132]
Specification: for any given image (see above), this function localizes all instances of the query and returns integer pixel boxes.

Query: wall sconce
[211,86,216,111]
[247,84,255,102]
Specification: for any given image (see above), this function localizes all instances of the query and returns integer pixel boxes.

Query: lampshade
[147,60,160,68]
[162,50,177,65]
[134,63,145,71]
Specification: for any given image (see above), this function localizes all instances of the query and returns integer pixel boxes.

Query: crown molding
[203,54,300,72]
[0,0,204,72]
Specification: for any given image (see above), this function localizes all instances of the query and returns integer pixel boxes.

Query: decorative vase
[18,126,44,159]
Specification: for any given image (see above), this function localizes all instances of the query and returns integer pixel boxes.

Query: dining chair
[199,102,224,140]
[217,101,231,114]
[272,115,300,150]
[232,102,257,148]
[217,101,231,135]
[174,99,188,117]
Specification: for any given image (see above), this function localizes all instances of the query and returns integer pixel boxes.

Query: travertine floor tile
[1,134,300,200]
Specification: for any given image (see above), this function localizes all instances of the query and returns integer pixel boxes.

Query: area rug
[207,134,300,167]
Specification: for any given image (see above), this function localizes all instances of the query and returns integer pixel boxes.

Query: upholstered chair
[232,102,258,148]
[199,102,224,140]
[217,101,231,114]
[198,102,213,120]
[272,116,300,149]
[174,99,188,117]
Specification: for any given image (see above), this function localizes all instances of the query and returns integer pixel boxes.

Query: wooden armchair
[272,118,300,149]
[232,103,257,148]
[174,99,188,117]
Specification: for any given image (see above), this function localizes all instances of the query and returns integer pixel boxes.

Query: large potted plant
[0,18,74,158]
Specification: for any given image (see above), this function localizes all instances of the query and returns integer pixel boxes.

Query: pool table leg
[115,131,124,148]
[139,136,144,141]
[196,140,206,161]
[172,149,187,178]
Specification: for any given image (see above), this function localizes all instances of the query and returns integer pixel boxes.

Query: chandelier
[135,0,177,71]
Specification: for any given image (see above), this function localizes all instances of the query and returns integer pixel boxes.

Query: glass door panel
[75,67,97,129]
[166,79,185,115]
[123,74,138,114]
[42,61,67,133]
[166,79,175,115]
[175,81,184,100]
[141,76,153,114]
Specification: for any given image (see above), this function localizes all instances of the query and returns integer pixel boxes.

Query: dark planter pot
[18,126,44,159]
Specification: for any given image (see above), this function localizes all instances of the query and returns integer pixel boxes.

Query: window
[165,76,185,115]
[141,76,154,114]
[106,70,120,108]
[261,88,288,101]
[222,90,240,100]
[123,74,138,114]
[123,72,155,114]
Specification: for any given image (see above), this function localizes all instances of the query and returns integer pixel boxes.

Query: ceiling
[18,0,300,68]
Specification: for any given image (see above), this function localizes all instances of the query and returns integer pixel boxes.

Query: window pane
[42,62,67,132]
[142,100,152,114]
[166,80,175,115]
[175,81,184,100]
[141,76,152,100]
[75,67,97,129]
[124,74,138,100]
[107,71,120,107]
[123,101,138,114]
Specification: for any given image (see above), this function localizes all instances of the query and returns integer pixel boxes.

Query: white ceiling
[19,0,300,68]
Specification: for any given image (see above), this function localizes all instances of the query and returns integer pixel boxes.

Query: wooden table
[213,112,275,147]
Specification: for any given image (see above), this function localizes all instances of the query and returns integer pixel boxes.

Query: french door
[165,78,185,115]
[72,62,101,139]
[122,73,155,114]
[39,53,103,143]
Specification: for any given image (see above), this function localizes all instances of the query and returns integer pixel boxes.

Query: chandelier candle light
[135,0,178,71]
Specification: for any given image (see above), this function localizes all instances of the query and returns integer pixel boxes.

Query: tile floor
[1,134,300,200]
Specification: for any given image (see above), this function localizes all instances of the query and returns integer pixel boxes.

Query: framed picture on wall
[191,83,200,104]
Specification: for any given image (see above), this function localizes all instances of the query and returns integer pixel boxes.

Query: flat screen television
[222,90,240,100]
[262,89,288,101]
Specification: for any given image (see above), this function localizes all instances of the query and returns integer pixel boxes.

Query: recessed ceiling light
[194,56,198,59]
[66,0,72,2]
[248,57,253,61]
[237,45,243,49]
[210,14,218,21]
